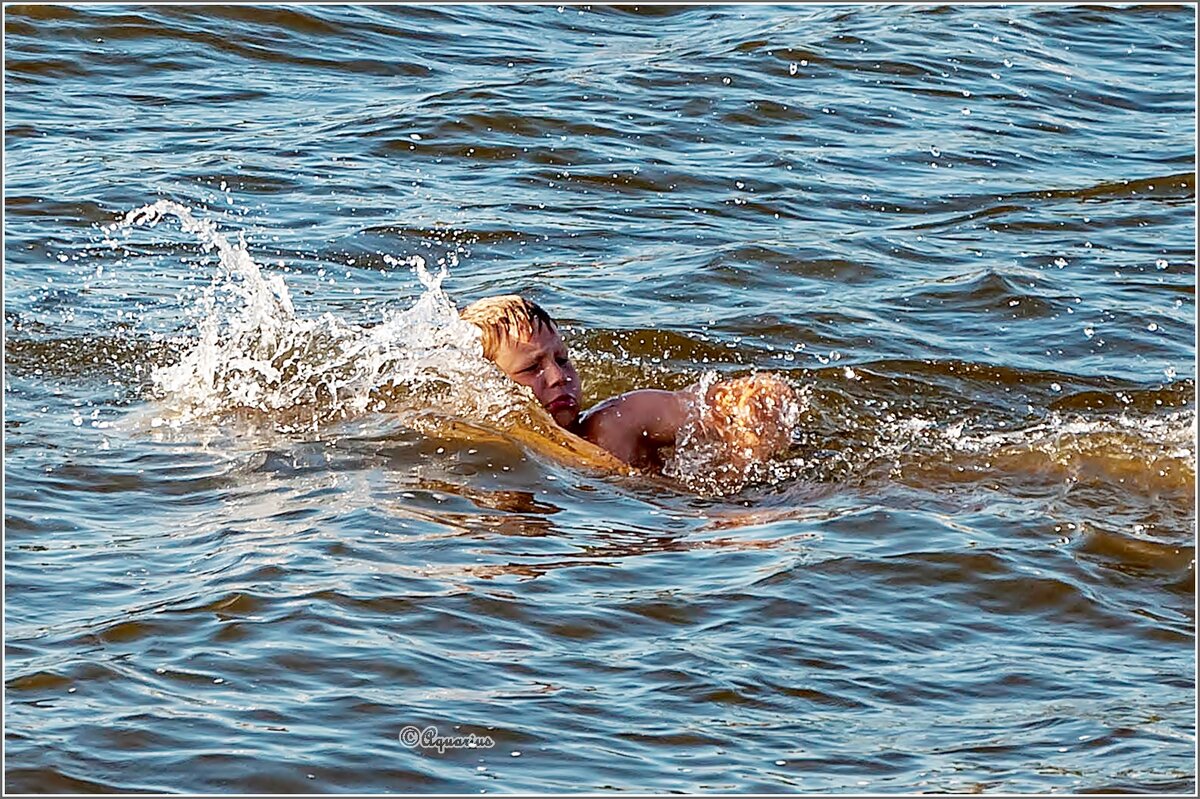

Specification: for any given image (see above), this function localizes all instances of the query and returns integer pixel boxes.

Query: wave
[101,203,633,478]
[83,203,1195,505]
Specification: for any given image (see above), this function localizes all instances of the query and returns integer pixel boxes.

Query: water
[4,4,1195,793]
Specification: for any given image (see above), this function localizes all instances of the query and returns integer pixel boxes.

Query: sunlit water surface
[4,4,1196,793]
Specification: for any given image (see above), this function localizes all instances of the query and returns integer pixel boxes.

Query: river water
[4,4,1195,793]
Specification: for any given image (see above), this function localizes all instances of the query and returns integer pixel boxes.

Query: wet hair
[459,295,558,360]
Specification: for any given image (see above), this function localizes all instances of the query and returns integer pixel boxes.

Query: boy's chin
[549,406,579,428]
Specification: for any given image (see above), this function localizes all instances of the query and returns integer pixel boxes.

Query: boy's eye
[555,355,570,366]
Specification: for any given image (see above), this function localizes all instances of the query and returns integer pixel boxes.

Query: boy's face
[491,324,582,427]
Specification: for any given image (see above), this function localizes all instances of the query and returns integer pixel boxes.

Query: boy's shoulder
[576,389,688,467]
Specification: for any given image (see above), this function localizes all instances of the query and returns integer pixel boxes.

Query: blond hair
[459,295,557,360]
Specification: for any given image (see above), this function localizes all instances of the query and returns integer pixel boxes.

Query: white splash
[109,200,525,431]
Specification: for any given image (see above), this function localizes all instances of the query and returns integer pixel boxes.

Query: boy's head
[460,295,581,427]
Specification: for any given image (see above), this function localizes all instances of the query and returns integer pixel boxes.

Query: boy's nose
[545,361,567,386]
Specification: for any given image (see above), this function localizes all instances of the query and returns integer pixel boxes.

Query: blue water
[4,4,1195,793]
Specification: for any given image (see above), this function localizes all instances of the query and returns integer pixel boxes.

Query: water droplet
[1147,322,1158,331]
[1155,258,1169,269]
[511,751,521,757]
[775,760,787,766]
[1050,383,1061,392]
[929,145,941,157]
[961,108,971,115]
[1054,257,1068,268]
[789,62,798,75]
[1083,325,1095,339]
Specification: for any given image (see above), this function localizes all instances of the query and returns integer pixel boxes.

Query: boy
[460,295,797,472]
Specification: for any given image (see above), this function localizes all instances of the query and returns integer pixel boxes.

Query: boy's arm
[577,389,690,466]
[577,373,797,469]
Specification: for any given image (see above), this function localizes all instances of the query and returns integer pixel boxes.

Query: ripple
[904,269,1068,319]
